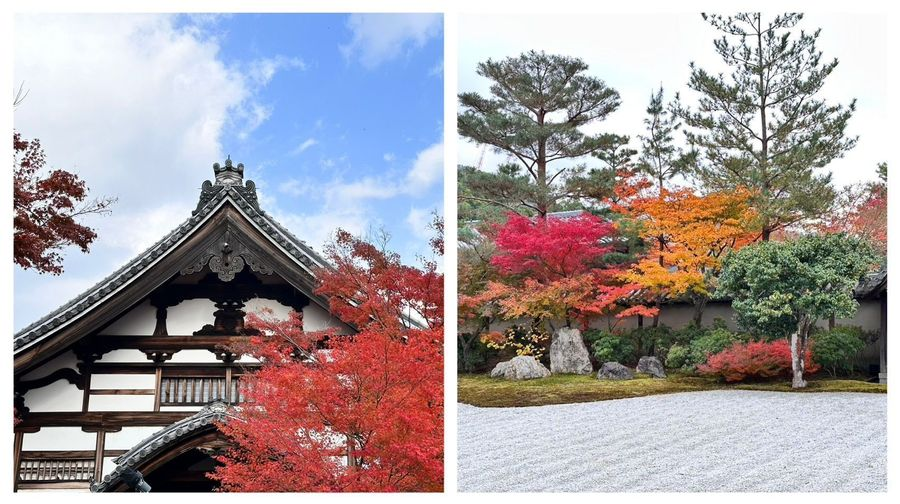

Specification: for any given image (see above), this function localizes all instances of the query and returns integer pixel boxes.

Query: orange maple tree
[613,171,758,326]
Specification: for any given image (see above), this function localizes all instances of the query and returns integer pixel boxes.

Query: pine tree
[678,13,857,240]
[458,50,631,217]
[636,87,692,193]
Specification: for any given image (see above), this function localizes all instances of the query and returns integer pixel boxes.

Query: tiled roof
[91,402,233,492]
[14,178,331,352]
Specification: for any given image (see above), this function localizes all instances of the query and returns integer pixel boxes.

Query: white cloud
[406,141,444,188]
[406,207,433,240]
[383,152,396,162]
[340,13,442,69]
[237,102,273,140]
[278,178,313,198]
[291,137,318,155]
[12,14,261,328]
[247,55,306,87]
[428,60,444,77]
[99,202,194,256]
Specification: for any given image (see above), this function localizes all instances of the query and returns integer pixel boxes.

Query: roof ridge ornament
[196,158,260,214]
[213,155,244,186]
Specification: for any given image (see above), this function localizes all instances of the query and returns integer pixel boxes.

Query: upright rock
[549,327,593,375]
[597,362,634,380]
[636,355,667,378]
[490,356,551,380]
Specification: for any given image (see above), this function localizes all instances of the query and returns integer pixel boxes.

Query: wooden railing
[18,457,95,482]
[159,376,243,406]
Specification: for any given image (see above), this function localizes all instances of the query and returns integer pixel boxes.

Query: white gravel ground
[458,390,886,492]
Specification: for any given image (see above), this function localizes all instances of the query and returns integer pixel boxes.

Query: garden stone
[597,362,634,380]
[636,356,667,378]
[550,327,593,375]
[490,356,551,380]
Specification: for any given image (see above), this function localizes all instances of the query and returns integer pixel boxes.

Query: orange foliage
[614,171,759,300]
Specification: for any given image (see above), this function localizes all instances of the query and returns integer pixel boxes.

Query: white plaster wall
[89,395,155,412]
[304,303,353,333]
[98,299,156,336]
[105,426,163,450]
[244,297,293,320]
[90,374,156,389]
[96,349,149,363]
[22,427,96,451]
[167,298,217,334]
[21,351,79,381]
[825,299,881,332]
[23,381,83,412]
[167,349,221,364]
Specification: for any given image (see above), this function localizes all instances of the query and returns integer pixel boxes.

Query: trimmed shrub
[812,326,868,376]
[664,327,743,371]
[665,344,690,369]
[697,339,820,382]
[586,330,636,365]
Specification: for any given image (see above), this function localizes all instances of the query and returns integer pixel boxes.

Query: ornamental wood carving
[180,226,274,282]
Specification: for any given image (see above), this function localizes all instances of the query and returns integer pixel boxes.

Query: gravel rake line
[457,390,886,492]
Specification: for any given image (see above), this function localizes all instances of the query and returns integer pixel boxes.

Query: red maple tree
[819,163,887,255]
[212,226,443,492]
[470,212,655,331]
[13,131,114,274]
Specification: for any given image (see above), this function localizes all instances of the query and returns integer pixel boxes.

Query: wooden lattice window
[159,376,244,405]
[18,457,95,482]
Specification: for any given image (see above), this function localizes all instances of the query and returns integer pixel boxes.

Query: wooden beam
[20,450,127,459]
[91,362,259,374]
[20,411,193,428]
[92,335,252,350]
[89,389,156,395]
[16,481,91,490]
[15,368,84,394]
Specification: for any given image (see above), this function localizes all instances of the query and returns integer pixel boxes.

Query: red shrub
[697,340,820,382]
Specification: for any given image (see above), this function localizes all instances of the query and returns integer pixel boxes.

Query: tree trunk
[791,316,811,388]
[692,296,708,327]
[459,334,473,372]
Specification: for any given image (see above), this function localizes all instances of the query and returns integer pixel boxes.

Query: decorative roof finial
[213,157,244,186]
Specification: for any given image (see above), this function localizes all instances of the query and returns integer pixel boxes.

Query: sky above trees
[13,13,444,330]
[458,13,886,190]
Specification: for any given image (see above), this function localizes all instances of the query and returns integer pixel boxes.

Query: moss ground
[457,373,886,408]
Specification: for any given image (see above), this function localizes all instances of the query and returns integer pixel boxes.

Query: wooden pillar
[93,431,106,483]
[153,367,163,412]
[82,371,92,413]
[13,431,24,491]
[225,366,233,403]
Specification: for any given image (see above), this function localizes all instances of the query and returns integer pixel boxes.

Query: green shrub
[666,344,690,369]
[586,330,636,365]
[671,324,707,346]
[630,326,674,359]
[664,326,743,371]
[812,326,868,376]
[688,328,741,366]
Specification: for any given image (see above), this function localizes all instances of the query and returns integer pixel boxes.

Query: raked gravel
[457,390,886,492]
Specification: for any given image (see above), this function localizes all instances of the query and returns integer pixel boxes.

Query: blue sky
[14,13,444,330]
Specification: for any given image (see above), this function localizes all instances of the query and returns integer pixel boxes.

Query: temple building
[13,159,355,492]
